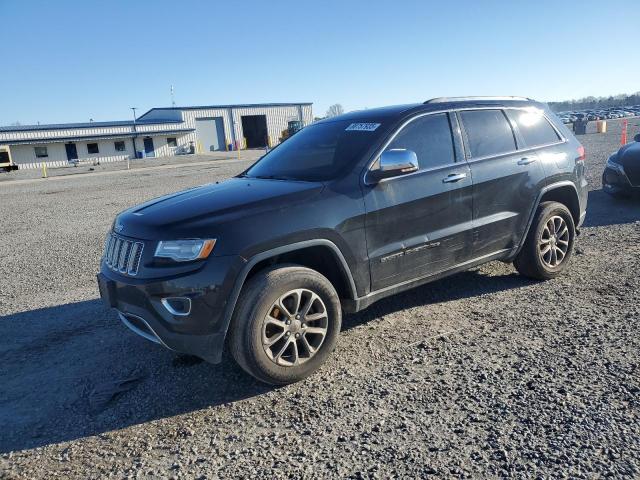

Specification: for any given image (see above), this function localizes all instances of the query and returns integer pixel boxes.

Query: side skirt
[342,248,514,313]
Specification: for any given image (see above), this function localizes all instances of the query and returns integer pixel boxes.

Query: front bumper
[97,254,245,363]
[602,166,638,195]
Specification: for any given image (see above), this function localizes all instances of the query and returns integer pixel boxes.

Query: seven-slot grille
[103,233,144,276]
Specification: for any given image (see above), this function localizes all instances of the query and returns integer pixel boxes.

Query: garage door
[195,117,226,152]
[241,115,268,148]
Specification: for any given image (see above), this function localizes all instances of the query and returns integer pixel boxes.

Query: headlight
[154,239,216,262]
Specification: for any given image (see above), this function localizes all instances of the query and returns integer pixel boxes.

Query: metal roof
[138,102,313,119]
[0,119,183,133]
[1,102,312,132]
[0,128,195,145]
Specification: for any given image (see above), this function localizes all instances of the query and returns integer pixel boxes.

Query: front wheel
[514,201,576,280]
[228,265,342,385]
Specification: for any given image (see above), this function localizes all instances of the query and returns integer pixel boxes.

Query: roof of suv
[322,97,545,124]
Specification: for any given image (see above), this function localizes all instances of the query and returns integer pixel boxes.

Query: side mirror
[635,133,640,142]
[370,149,419,182]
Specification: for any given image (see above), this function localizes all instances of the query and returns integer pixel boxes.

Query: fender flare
[220,239,357,337]
[512,180,580,258]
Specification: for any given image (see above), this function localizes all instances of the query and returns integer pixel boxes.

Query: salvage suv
[97,97,588,385]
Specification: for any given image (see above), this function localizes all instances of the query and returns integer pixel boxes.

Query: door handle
[442,173,467,183]
[517,157,537,166]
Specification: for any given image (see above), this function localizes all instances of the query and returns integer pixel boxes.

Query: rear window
[460,109,516,158]
[507,109,561,147]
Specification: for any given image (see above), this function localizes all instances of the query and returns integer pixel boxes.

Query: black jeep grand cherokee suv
[98,97,588,385]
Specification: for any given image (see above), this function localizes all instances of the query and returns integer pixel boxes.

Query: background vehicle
[603,133,640,197]
[98,96,588,385]
[0,147,18,172]
[551,105,640,122]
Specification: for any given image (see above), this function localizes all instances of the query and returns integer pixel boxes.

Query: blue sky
[1,0,638,126]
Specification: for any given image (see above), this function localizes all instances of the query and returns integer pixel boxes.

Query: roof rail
[424,96,530,104]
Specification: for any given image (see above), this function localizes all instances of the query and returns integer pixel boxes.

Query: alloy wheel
[539,215,570,268]
[261,289,329,367]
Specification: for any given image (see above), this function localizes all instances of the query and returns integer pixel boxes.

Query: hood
[617,141,640,164]
[115,177,324,240]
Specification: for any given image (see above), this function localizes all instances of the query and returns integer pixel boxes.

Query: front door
[65,143,78,162]
[364,112,474,291]
[457,109,547,257]
[143,137,155,157]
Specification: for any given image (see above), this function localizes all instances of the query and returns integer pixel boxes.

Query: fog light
[161,297,192,316]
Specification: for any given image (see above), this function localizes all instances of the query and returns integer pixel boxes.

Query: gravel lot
[1,119,639,478]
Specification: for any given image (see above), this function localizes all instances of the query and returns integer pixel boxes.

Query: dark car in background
[603,133,640,197]
[98,96,588,385]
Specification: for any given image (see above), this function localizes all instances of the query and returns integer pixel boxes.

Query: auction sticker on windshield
[345,123,381,131]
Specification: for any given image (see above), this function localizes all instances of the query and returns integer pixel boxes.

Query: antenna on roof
[171,85,176,107]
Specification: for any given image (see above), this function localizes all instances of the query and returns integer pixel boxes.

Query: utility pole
[171,85,175,107]
[130,107,138,168]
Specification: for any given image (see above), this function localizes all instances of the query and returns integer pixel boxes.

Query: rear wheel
[228,265,342,385]
[514,201,575,280]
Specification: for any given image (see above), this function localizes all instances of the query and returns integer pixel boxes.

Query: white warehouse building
[0,102,313,169]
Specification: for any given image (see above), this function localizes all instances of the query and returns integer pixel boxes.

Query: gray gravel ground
[0,119,639,479]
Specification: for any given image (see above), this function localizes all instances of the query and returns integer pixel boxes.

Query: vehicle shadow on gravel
[1,267,536,453]
[0,300,274,453]
[582,189,640,228]
[342,269,535,330]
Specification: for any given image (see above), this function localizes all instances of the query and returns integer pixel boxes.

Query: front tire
[228,265,342,385]
[514,201,576,280]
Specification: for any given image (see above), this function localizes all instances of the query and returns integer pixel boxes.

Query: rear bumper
[97,254,245,363]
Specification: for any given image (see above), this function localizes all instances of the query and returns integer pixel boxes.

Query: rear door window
[385,113,455,170]
[506,109,561,147]
[460,109,516,158]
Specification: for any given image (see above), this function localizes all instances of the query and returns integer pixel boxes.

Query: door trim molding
[344,248,512,313]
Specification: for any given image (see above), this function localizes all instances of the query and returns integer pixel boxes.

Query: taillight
[577,145,586,162]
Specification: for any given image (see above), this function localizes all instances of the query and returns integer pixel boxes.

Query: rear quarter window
[507,109,561,148]
[459,109,516,158]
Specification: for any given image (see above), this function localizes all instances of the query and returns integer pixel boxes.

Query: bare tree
[549,91,640,112]
[326,104,344,118]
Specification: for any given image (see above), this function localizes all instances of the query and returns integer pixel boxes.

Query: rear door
[363,112,473,291]
[458,108,547,257]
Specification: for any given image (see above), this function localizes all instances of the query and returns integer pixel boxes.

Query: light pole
[130,107,138,164]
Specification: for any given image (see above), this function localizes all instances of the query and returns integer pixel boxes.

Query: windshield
[243,120,385,181]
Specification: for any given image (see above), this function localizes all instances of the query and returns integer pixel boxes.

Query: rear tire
[514,201,575,280]
[228,265,342,385]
